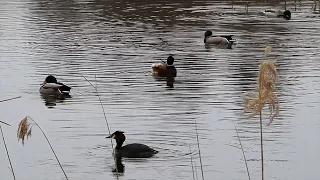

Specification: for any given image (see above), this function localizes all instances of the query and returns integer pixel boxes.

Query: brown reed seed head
[244,47,279,124]
[17,116,33,145]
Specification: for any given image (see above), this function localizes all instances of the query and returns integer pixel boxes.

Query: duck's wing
[42,83,62,90]
[57,82,71,94]
[220,35,234,41]
[122,143,158,155]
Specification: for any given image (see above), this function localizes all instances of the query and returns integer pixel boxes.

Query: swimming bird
[106,131,158,158]
[260,9,291,20]
[204,30,236,46]
[39,75,71,95]
[151,56,177,77]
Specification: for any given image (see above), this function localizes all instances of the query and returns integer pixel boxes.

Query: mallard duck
[106,131,158,158]
[39,75,71,95]
[151,56,177,77]
[204,30,236,45]
[260,9,291,20]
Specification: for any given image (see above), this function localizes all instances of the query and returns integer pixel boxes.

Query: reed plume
[244,46,279,180]
[17,116,68,180]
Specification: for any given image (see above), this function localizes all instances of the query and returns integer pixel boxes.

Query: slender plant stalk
[234,126,251,180]
[82,75,119,179]
[26,117,68,180]
[0,125,16,180]
[0,96,21,103]
[189,145,196,180]
[0,121,11,126]
[259,112,264,180]
[194,120,204,180]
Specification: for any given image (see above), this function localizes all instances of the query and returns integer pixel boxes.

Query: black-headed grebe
[107,131,158,158]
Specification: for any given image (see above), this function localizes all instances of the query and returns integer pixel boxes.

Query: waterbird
[106,131,158,158]
[39,75,71,95]
[204,30,236,48]
[259,9,291,20]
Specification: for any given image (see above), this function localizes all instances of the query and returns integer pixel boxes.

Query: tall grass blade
[17,116,68,180]
[0,125,16,180]
[0,96,21,103]
[234,126,251,180]
[82,75,119,179]
[189,145,196,180]
[194,120,204,180]
[0,121,11,126]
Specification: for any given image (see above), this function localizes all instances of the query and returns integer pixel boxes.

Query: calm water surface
[1,0,320,180]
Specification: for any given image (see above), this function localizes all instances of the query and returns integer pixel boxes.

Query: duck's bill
[41,81,46,85]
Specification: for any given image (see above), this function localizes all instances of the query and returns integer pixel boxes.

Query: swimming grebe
[39,75,71,95]
[107,131,158,158]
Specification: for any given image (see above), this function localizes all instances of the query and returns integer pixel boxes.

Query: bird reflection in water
[111,155,125,176]
[40,94,71,108]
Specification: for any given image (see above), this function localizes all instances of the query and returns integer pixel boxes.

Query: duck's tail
[221,35,235,43]
[58,83,71,94]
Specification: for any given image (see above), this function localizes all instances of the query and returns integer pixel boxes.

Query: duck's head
[283,10,291,20]
[204,30,213,38]
[167,56,174,65]
[43,75,58,84]
[107,131,126,145]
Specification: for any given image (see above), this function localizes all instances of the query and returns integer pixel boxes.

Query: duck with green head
[39,75,71,95]
[204,30,236,46]
[259,9,291,20]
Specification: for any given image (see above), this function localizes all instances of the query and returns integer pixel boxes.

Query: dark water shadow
[40,94,71,108]
[111,156,125,177]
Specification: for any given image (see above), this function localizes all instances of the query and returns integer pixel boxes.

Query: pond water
[0,0,319,180]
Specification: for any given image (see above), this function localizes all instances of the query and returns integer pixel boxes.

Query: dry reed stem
[194,120,204,180]
[234,126,251,180]
[0,121,11,126]
[17,116,68,180]
[244,46,280,180]
[82,75,119,179]
[0,125,16,180]
[189,145,196,180]
[0,96,21,103]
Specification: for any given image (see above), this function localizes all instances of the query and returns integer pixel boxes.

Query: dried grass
[243,46,280,180]
[17,116,68,180]
[244,47,279,125]
[17,116,33,145]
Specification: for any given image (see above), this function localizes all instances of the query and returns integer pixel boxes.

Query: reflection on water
[112,156,125,176]
[0,0,320,180]
[40,94,72,108]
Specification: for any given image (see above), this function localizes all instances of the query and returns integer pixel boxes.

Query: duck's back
[120,143,158,158]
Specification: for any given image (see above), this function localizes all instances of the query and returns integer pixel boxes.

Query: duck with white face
[106,131,158,158]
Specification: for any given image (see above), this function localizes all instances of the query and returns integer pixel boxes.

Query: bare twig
[0,96,21,103]
[194,120,204,180]
[0,125,16,180]
[234,126,251,180]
